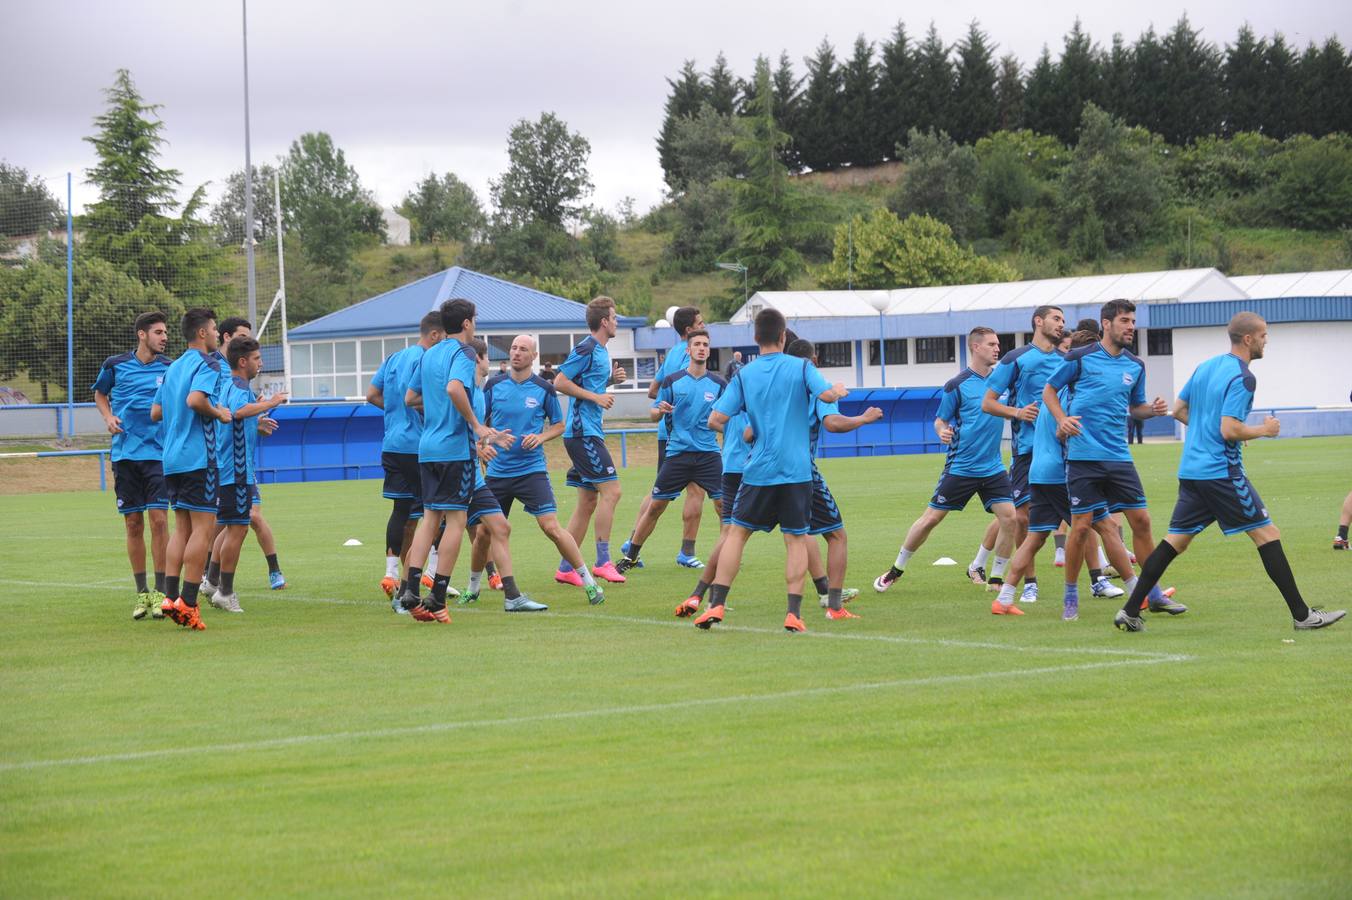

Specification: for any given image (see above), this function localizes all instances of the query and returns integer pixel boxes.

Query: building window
[538,333,574,366]
[1023,331,1035,345]
[815,341,852,368]
[998,333,1017,356]
[868,339,908,365]
[916,336,956,364]
[1146,328,1173,356]
[607,356,658,391]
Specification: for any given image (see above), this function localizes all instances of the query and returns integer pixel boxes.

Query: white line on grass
[0,654,1186,773]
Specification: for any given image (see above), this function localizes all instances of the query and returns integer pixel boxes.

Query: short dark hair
[685,328,710,344]
[134,311,167,336]
[470,337,488,359]
[1100,299,1136,324]
[181,308,217,342]
[968,326,996,346]
[440,298,476,334]
[672,306,700,336]
[586,296,617,331]
[786,338,815,360]
[1076,317,1100,335]
[218,317,251,341]
[419,312,444,335]
[1070,329,1099,349]
[1031,305,1063,329]
[226,335,260,369]
[1227,311,1265,344]
[754,308,786,346]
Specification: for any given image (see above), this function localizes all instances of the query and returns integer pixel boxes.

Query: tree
[876,22,919,156]
[994,54,1024,131]
[797,38,845,170]
[0,163,63,237]
[666,103,746,192]
[657,61,709,191]
[1265,136,1352,229]
[399,171,485,243]
[1023,48,1059,137]
[581,208,625,271]
[974,130,1065,234]
[817,208,1019,289]
[1300,38,1352,137]
[279,132,384,271]
[706,52,738,116]
[1057,104,1169,253]
[888,129,982,241]
[912,24,953,136]
[1050,20,1101,144]
[839,36,881,165]
[1223,25,1268,136]
[1157,15,1223,144]
[210,164,279,247]
[951,21,999,144]
[1128,27,1168,134]
[771,51,805,170]
[1263,34,1299,139]
[1101,34,1134,122]
[489,112,593,227]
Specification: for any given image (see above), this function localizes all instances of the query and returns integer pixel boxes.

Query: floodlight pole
[275,171,290,399]
[241,0,257,328]
[716,261,749,308]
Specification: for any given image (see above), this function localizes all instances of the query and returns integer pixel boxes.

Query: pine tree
[1222,26,1268,136]
[1101,34,1134,123]
[1051,20,1102,144]
[994,55,1024,131]
[876,21,919,157]
[952,21,999,144]
[797,38,846,170]
[1264,34,1299,138]
[656,61,708,192]
[1158,15,1223,144]
[840,35,881,165]
[771,52,805,170]
[1128,27,1168,135]
[1302,38,1352,136]
[1023,47,1059,137]
[706,52,739,116]
[913,23,953,136]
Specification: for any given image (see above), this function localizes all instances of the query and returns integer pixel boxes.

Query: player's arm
[524,420,565,448]
[404,388,423,412]
[824,407,883,433]
[1129,399,1169,419]
[235,392,288,419]
[1042,382,1081,439]
[365,384,384,409]
[1221,415,1279,441]
[93,390,123,434]
[1171,398,1190,426]
[188,389,231,423]
[651,381,674,422]
[982,388,1037,422]
[933,417,954,443]
[553,371,611,407]
[150,401,163,423]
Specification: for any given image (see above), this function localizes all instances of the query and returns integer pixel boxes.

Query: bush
[887,129,983,241]
[1263,135,1352,230]
[816,208,1020,289]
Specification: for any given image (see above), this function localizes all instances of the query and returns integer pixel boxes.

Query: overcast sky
[3,1,1345,218]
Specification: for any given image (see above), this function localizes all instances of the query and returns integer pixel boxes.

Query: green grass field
[3,438,1351,897]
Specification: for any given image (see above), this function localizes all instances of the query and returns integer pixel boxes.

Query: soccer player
[616,329,726,573]
[872,328,1021,597]
[694,308,847,633]
[1115,313,1346,632]
[482,334,603,605]
[397,299,510,622]
[554,296,628,585]
[93,310,173,620]
[1334,489,1351,550]
[207,336,287,613]
[623,306,708,569]
[1043,299,1185,622]
[151,307,230,631]
[368,311,445,604]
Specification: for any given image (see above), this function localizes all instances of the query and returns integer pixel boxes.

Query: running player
[93,311,173,620]
[623,306,708,569]
[481,334,604,605]
[616,329,725,573]
[151,307,229,631]
[1043,299,1185,622]
[872,328,1020,597]
[368,312,445,603]
[1115,313,1345,632]
[554,296,627,585]
[694,308,847,632]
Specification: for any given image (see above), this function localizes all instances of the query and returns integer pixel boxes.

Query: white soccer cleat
[1091,577,1125,599]
[209,590,243,613]
[1294,608,1345,630]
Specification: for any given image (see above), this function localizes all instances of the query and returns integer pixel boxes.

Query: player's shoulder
[998,344,1035,366]
[153,353,173,366]
[1233,356,1257,392]
[1064,342,1100,362]
[201,351,224,372]
[660,370,688,388]
[1122,347,1144,367]
[457,340,479,361]
[101,350,135,369]
[528,373,558,395]
[943,368,978,393]
[484,371,511,391]
[706,373,728,389]
[572,335,599,355]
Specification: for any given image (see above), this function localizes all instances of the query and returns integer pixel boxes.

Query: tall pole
[274,171,290,398]
[742,266,748,308]
[241,0,257,327]
[878,310,886,388]
[65,173,74,440]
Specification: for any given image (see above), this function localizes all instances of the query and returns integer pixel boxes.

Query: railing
[0,448,111,490]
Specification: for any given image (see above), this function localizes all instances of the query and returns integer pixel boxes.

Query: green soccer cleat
[584,582,605,605]
[132,592,153,620]
[148,590,166,619]
[456,590,480,606]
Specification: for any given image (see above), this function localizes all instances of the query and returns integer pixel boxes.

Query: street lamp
[717,261,749,310]
[866,293,890,387]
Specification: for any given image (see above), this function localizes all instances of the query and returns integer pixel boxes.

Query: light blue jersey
[655,339,690,442]
[156,350,225,475]
[482,371,562,478]
[713,352,830,486]
[1046,342,1146,462]
[656,369,726,455]
[721,411,751,474]
[91,349,172,462]
[558,335,611,439]
[935,368,1006,478]
[471,387,488,490]
[808,396,841,462]
[985,343,1064,456]
[1177,353,1257,480]
[372,344,425,455]
[1029,385,1070,485]
[409,339,479,463]
[216,375,258,486]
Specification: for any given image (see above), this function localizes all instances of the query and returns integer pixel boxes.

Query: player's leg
[1119,506,1185,614]
[1335,489,1352,549]
[1247,524,1344,627]
[557,486,598,585]
[1053,521,1068,567]
[820,529,855,616]
[180,510,216,603]
[210,523,249,613]
[382,497,414,597]
[694,525,752,628]
[617,496,671,571]
[462,523,491,601]
[163,507,192,604]
[1090,514,1139,599]
[122,511,152,617]
[399,508,445,609]
[804,538,827,597]
[249,505,285,589]
[536,511,603,604]
[591,479,624,580]
[783,531,811,631]
[203,522,225,594]
[987,502,1019,589]
[874,506,950,591]
[1062,511,1097,621]
[417,509,469,620]
[147,508,168,599]
[676,484,705,567]
[969,518,999,584]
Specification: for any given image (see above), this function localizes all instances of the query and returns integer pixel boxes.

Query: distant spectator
[498,361,508,375]
[725,350,744,379]
[540,362,556,382]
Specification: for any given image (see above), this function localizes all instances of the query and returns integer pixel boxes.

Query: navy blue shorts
[487,472,557,518]
[113,459,168,515]
[720,472,743,525]
[216,481,254,526]
[251,483,262,506]
[652,450,722,500]
[1008,453,1032,508]
[564,436,617,490]
[1169,475,1272,536]
[657,438,667,470]
[420,459,477,511]
[166,468,217,514]
[1028,483,1107,532]
[808,469,844,535]
[382,452,422,518]
[928,471,1014,512]
[731,480,813,535]
[466,484,504,527]
[1066,460,1147,516]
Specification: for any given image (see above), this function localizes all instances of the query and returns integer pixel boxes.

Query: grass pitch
[2,438,1350,897]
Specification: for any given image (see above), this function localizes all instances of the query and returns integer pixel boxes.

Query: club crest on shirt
[524,396,538,408]
[156,376,164,386]
[936,494,947,503]
[703,391,715,402]
[1122,373,1134,386]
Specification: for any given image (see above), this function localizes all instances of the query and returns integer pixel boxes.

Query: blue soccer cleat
[269,571,287,590]
[619,541,645,569]
[675,552,705,569]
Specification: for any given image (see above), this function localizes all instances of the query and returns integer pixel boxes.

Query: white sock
[991,556,1009,579]
[385,555,399,578]
[1055,546,1066,560]
[427,546,440,571]
[1123,576,1139,594]
[1098,548,1110,569]
[467,570,483,593]
[578,563,596,588]
[895,547,915,570]
[997,583,1017,606]
[972,544,993,570]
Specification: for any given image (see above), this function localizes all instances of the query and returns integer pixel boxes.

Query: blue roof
[288,267,646,340]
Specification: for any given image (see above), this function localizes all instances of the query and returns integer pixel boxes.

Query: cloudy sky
[3,0,1344,217]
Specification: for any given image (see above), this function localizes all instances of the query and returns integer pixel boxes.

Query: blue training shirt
[372,344,425,455]
[558,335,611,439]
[936,368,1006,478]
[216,375,259,487]
[985,343,1064,457]
[156,350,225,476]
[1029,385,1071,485]
[656,369,727,455]
[1177,352,1257,480]
[713,352,831,486]
[471,387,489,490]
[654,339,690,442]
[1046,342,1146,463]
[409,339,479,463]
[808,396,841,463]
[482,371,563,478]
[91,349,172,462]
[721,411,751,474]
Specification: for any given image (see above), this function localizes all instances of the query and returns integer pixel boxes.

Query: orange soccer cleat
[380,576,398,598]
[825,607,860,620]
[675,596,701,618]
[171,598,206,630]
[694,605,724,629]
[487,572,504,591]
[784,613,806,633]
[991,599,1025,616]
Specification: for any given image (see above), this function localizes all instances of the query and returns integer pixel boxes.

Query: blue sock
[596,540,610,566]
[558,558,574,573]
[1064,583,1079,600]
[1147,584,1165,603]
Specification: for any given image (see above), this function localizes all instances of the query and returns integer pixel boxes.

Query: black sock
[1257,540,1310,620]
[681,539,696,556]
[266,553,280,574]
[1339,525,1349,540]
[165,575,180,601]
[502,576,520,600]
[407,567,422,599]
[1054,533,1067,551]
[786,593,803,617]
[154,571,165,593]
[708,584,729,608]
[221,571,235,594]
[812,575,830,595]
[627,542,643,560]
[889,565,904,580]
[988,576,1004,586]
[1124,541,1178,616]
[1089,567,1103,581]
[692,579,710,599]
[207,560,222,585]
[204,550,212,571]
[485,560,497,577]
[828,587,843,611]
[430,573,449,606]
[134,572,149,593]
[1026,576,1037,586]
[182,581,200,607]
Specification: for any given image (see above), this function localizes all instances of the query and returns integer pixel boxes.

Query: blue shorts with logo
[1169,474,1272,536]
[720,472,743,525]
[216,481,254,526]
[1028,483,1108,532]
[486,472,556,518]
[928,471,1014,512]
[652,450,722,500]
[1066,460,1147,515]
[466,484,504,527]
[420,459,477,511]
[731,480,813,535]
[166,468,217,514]
[564,436,617,490]
[1008,453,1032,508]
[808,469,844,535]
[113,459,169,515]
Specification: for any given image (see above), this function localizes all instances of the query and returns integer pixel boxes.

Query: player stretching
[616,329,726,573]
[368,312,445,605]
[623,306,708,569]
[152,308,230,631]
[695,308,847,633]
[873,328,1020,597]
[1043,300,1185,622]
[1115,314,1345,632]
[93,311,173,620]
[554,297,628,585]
[207,337,287,613]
